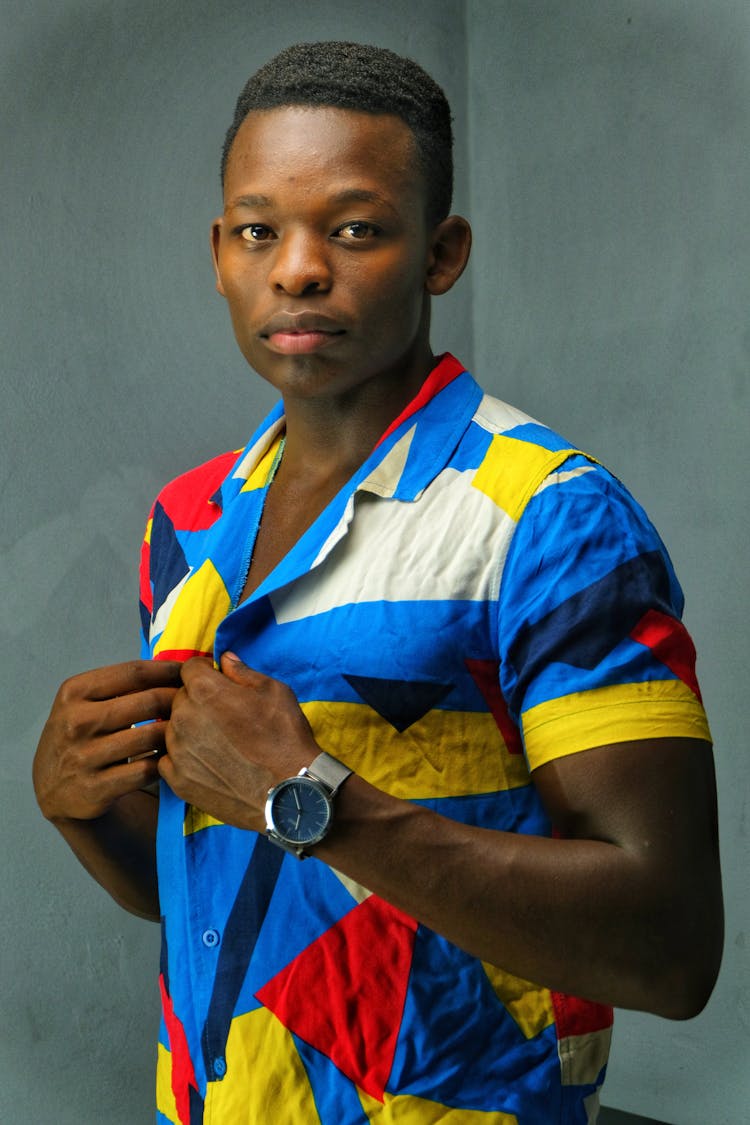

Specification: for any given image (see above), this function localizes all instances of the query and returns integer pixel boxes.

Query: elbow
[642,899,724,1021]
[651,963,721,1021]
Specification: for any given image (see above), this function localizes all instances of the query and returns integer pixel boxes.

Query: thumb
[219,650,260,684]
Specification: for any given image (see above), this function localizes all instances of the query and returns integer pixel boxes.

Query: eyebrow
[226,194,273,210]
[330,189,393,208]
[226,188,397,214]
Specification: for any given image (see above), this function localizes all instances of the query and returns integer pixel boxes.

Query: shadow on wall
[600,1108,668,1125]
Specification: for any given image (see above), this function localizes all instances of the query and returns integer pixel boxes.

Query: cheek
[222,277,262,344]
[358,260,427,329]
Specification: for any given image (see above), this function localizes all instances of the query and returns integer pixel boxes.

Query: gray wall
[2,2,746,1122]
[1,3,470,1123]
[467,3,749,1122]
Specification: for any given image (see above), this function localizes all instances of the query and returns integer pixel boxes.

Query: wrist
[264,751,353,859]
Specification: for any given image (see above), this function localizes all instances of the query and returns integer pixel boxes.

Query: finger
[92,756,162,806]
[123,719,171,761]
[218,650,268,686]
[178,657,235,703]
[58,660,184,704]
[84,686,180,738]
[82,718,170,770]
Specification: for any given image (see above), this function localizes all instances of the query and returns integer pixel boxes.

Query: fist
[33,660,182,822]
[160,653,321,831]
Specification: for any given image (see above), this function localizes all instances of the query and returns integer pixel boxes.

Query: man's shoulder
[471,391,575,454]
[152,448,242,530]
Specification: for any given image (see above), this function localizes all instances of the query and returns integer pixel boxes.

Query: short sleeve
[497,456,711,770]
[137,447,240,662]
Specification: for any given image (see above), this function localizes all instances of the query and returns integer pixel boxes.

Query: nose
[267,229,332,296]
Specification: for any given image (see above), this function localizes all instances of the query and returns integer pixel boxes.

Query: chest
[223,472,512,705]
[239,472,349,602]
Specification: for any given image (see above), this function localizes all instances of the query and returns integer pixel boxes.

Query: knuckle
[168,707,192,741]
[67,742,90,774]
[139,688,162,720]
[136,723,165,757]
[59,714,85,745]
[122,660,146,690]
[56,675,82,707]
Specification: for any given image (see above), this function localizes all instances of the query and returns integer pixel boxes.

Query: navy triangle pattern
[150,500,191,614]
[343,674,454,732]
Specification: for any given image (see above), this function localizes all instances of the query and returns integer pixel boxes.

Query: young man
[34,42,722,1125]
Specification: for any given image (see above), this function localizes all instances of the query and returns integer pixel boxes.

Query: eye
[335,221,380,241]
[240,224,275,243]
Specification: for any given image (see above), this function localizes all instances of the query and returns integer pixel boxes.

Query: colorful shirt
[140,354,710,1125]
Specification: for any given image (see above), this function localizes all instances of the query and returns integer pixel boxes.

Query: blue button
[213,1056,226,1078]
[202,928,220,948]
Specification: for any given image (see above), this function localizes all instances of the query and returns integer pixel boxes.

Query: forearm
[317,773,722,1018]
[49,790,160,922]
[162,660,722,1017]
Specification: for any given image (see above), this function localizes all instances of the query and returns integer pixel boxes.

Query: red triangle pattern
[255,896,418,1101]
[630,609,703,703]
[374,352,465,449]
[159,973,200,1125]
[157,449,238,528]
[154,648,213,662]
[550,989,613,1037]
[465,658,524,754]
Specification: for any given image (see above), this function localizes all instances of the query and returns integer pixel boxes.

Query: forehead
[224,105,424,212]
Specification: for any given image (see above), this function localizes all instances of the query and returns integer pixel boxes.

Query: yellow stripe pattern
[155,1042,179,1124]
[523,679,712,770]
[240,434,284,493]
[302,700,531,800]
[358,1089,519,1123]
[472,435,579,520]
[182,699,532,836]
[481,962,555,1039]
[204,1008,319,1122]
[153,558,232,659]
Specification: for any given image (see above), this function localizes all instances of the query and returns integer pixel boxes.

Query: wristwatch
[264,751,353,859]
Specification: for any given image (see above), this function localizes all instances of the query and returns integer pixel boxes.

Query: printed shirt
[140,353,710,1125]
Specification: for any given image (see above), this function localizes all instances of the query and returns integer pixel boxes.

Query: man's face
[212,106,438,403]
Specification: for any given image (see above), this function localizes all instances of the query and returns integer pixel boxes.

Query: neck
[279,346,436,480]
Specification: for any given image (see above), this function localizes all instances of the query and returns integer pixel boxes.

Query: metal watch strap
[304,751,353,795]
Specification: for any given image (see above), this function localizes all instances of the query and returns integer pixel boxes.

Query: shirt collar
[214,353,481,509]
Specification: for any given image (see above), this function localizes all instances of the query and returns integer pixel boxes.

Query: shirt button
[202,928,220,948]
[213,1056,227,1078]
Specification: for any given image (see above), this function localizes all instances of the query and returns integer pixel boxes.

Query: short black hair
[221,41,453,226]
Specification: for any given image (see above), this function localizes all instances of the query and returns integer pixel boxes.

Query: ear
[210,218,226,297]
[424,215,472,296]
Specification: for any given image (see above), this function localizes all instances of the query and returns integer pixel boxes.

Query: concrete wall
[3,1,746,1122]
[1,3,469,1122]
[467,3,749,1122]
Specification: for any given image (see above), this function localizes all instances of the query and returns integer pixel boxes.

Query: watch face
[268,777,332,846]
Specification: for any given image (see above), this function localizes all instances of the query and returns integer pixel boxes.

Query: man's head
[221,41,453,228]
[212,43,471,407]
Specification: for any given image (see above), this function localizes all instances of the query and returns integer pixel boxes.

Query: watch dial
[271,778,331,845]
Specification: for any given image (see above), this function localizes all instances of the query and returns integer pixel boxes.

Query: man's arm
[33,660,183,921]
[160,653,723,1017]
[318,736,722,1019]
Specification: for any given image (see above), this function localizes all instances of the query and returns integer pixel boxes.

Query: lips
[260,311,346,355]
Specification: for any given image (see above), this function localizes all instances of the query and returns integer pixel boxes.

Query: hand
[160,653,321,831]
[33,660,182,822]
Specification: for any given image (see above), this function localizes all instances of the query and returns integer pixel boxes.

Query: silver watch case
[264,751,352,859]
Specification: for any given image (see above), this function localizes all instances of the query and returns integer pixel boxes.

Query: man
[33,42,722,1125]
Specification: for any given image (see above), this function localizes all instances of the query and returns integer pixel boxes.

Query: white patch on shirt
[270,466,516,624]
[535,464,596,493]
[473,394,539,435]
[150,570,190,641]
